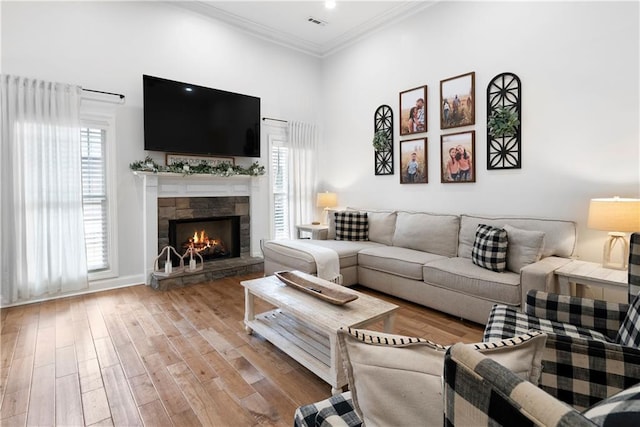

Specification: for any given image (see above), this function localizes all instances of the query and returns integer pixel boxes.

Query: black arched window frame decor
[486,73,522,169]
[374,105,394,175]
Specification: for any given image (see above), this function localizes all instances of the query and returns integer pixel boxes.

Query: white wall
[319,1,639,262]
[1,1,322,285]
[2,1,639,290]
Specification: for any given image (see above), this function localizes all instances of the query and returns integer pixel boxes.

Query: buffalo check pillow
[334,211,369,241]
[617,293,640,348]
[472,224,508,272]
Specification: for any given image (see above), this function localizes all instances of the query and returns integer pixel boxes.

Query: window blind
[271,143,289,239]
[81,127,109,271]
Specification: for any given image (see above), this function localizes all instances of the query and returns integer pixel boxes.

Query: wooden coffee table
[242,274,398,394]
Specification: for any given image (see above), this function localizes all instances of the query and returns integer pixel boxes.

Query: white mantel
[134,171,267,283]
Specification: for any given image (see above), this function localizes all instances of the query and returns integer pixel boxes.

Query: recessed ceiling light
[325,0,336,10]
[185,87,193,92]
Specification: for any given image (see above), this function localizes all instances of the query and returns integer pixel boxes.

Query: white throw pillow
[366,211,397,246]
[337,328,547,427]
[503,224,545,273]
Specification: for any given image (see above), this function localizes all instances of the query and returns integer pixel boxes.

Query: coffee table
[242,274,398,394]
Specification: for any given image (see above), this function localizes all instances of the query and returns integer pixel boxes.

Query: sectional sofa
[263,209,577,324]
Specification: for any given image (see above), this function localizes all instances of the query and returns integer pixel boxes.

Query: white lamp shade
[588,197,640,232]
[316,192,338,208]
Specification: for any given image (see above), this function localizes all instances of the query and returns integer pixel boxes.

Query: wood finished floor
[0,273,484,426]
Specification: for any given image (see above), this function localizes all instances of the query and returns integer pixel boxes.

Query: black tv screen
[143,75,260,157]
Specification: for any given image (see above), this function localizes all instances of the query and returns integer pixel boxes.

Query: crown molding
[171,1,437,58]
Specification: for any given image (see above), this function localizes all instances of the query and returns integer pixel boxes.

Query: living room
[2,0,638,294]
[1,0,639,425]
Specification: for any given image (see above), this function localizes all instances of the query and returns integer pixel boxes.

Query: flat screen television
[143,75,260,157]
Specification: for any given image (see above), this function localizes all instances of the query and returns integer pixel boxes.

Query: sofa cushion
[392,211,460,257]
[337,328,546,427]
[472,224,508,272]
[423,257,521,305]
[582,381,640,426]
[358,246,447,281]
[262,239,384,272]
[504,224,545,273]
[458,214,576,259]
[617,293,640,348]
[335,211,368,241]
[365,210,396,246]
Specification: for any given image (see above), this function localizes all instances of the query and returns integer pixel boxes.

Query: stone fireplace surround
[158,196,248,259]
[136,172,265,288]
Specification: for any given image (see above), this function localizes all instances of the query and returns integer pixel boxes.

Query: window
[271,140,289,239]
[81,127,109,271]
[80,99,118,281]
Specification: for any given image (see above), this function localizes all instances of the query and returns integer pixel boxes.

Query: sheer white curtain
[1,75,88,305]
[287,121,318,237]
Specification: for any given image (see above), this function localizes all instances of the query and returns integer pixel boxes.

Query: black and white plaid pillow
[335,211,368,241]
[472,224,508,272]
[617,293,640,348]
[583,381,640,425]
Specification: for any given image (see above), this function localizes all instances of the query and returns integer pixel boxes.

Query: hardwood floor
[0,273,484,426]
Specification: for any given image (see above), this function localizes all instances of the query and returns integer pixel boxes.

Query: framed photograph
[400,138,428,184]
[441,131,475,183]
[166,154,234,167]
[399,85,427,136]
[440,72,475,129]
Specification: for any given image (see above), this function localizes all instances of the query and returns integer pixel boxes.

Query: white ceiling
[173,1,436,57]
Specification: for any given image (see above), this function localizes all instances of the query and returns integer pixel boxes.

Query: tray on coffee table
[275,270,358,305]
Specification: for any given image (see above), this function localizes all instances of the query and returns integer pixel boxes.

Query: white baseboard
[1,274,147,308]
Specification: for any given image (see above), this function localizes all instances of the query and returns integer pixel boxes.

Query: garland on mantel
[129,156,265,176]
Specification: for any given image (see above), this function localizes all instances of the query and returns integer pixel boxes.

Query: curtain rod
[82,88,125,100]
[262,117,288,123]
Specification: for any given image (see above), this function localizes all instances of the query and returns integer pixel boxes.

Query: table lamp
[316,192,338,225]
[587,197,640,270]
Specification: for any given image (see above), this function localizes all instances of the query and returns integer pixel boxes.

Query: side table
[554,260,627,296]
[295,224,328,240]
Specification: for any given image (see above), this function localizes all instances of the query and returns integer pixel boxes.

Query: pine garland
[129,156,265,177]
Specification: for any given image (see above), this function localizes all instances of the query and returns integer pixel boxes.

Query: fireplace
[169,216,241,262]
[157,196,250,265]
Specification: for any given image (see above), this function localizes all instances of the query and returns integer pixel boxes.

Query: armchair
[483,232,640,410]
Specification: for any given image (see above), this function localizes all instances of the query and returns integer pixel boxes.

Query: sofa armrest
[519,256,573,309]
[525,290,629,339]
[316,228,329,240]
[444,343,592,426]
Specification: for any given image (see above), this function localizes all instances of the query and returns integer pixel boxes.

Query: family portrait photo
[440,72,475,129]
[441,131,475,183]
[400,138,427,184]
[399,86,427,135]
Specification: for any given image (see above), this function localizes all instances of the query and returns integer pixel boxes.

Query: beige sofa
[263,209,577,324]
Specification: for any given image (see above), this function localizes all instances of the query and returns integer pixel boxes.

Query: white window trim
[80,100,118,282]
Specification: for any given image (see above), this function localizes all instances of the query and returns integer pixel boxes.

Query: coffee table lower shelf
[245,309,341,390]
[241,274,398,394]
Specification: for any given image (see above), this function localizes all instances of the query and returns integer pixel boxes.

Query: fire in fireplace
[169,216,241,263]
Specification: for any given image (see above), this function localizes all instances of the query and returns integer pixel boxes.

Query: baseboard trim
[1,274,147,308]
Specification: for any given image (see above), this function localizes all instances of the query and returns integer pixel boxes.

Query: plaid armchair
[483,232,640,410]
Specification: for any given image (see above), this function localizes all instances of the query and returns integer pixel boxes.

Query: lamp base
[602,232,629,270]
